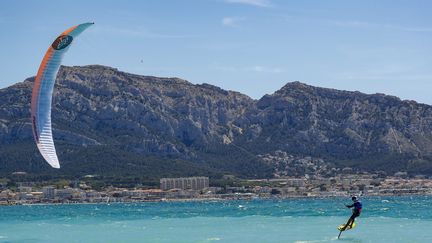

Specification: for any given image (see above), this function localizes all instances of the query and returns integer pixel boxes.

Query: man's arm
[346,203,354,208]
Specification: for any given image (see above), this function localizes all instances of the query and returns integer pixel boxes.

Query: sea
[0,196,431,243]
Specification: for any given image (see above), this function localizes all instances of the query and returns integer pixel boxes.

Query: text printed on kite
[31,22,94,168]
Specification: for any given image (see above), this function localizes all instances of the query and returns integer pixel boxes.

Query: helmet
[351,196,358,201]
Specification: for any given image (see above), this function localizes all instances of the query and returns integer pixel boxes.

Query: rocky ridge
[1,65,432,178]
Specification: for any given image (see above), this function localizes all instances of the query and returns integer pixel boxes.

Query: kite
[31,22,94,168]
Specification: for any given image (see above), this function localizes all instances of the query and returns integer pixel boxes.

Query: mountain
[236,82,432,176]
[1,65,432,183]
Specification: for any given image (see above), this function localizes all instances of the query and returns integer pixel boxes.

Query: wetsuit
[344,200,362,229]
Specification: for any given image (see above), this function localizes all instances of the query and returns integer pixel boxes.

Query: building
[42,186,55,199]
[55,188,74,200]
[160,177,209,191]
[286,178,306,187]
[18,186,32,193]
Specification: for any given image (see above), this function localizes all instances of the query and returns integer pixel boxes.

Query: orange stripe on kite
[61,25,78,36]
[31,24,81,119]
[31,48,54,115]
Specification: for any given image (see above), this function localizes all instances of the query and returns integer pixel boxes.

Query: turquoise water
[0,196,431,242]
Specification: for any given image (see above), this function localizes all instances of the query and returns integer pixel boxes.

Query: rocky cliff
[1,65,432,179]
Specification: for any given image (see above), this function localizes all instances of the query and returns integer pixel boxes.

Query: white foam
[294,236,338,243]
[207,237,221,241]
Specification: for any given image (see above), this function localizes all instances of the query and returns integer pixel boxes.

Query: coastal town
[1,171,432,205]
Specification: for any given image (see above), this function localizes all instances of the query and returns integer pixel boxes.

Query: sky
[1,0,432,103]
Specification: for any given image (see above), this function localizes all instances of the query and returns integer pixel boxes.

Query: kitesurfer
[341,196,362,230]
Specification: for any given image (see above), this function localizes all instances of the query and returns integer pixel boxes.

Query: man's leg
[349,212,359,227]
[342,215,354,231]
[348,216,356,227]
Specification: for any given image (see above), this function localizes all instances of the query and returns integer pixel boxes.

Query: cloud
[329,20,432,33]
[334,64,432,82]
[281,15,432,33]
[92,25,197,39]
[336,72,432,82]
[222,17,245,27]
[214,65,284,73]
[247,66,284,73]
[225,0,272,7]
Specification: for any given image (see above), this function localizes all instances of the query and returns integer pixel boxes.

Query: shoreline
[2,193,431,207]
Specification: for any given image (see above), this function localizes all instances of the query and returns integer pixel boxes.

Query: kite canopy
[31,23,94,168]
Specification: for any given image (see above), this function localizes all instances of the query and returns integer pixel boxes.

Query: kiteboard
[337,222,356,239]
[337,222,356,231]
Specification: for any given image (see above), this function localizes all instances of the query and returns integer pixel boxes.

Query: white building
[55,188,74,199]
[42,186,55,199]
[18,186,32,193]
[160,177,209,191]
